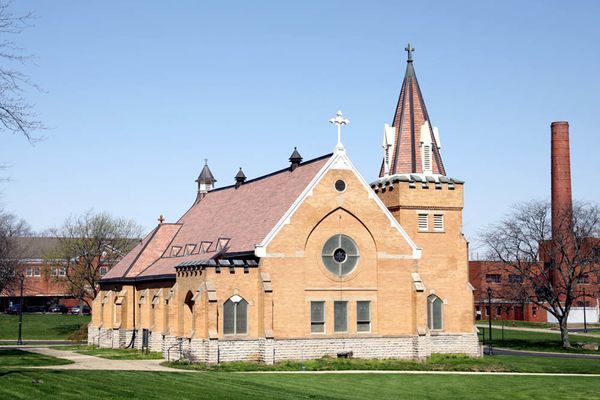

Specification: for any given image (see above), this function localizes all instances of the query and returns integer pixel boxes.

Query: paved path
[486,347,600,359]
[0,340,85,346]
[21,347,191,372]
[476,324,600,338]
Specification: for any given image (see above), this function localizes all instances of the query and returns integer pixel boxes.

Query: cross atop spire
[329,110,349,149]
[405,43,415,62]
[378,45,446,178]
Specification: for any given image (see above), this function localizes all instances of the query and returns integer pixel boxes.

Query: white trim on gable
[254,146,422,259]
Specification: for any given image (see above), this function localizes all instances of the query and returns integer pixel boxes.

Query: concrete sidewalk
[22,347,191,372]
[476,324,600,338]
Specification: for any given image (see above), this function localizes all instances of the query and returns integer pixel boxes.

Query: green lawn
[0,350,73,367]
[480,327,600,353]
[0,314,90,340]
[50,345,163,360]
[164,354,600,374]
[0,370,598,400]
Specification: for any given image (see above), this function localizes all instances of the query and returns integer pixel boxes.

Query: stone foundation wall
[430,333,480,356]
[88,326,480,363]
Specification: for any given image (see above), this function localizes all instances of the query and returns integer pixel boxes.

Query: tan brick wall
[89,158,477,360]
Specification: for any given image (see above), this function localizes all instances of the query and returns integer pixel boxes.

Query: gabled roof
[380,45,446,177]
[101,154,331,282]
[9,237,60,260]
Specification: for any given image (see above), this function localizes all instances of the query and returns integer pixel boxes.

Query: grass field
[0,350,73,367]
[0,370,598,400]
[480,327,600,353]
[0,314,90,340]
[164,353,600,374]
[50,345,163,360]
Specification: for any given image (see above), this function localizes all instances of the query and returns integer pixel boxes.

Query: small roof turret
[196,159,216,185]
[289,147,303,171]
[235,167,246,188]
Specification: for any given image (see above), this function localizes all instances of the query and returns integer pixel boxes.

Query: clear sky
[1,1,599,254]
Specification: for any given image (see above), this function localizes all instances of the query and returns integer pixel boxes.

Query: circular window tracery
[321,234,359,276]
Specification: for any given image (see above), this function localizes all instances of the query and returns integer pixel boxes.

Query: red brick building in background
[0,237,115,312]
[469,122,600,323]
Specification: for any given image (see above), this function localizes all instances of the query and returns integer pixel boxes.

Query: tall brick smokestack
[551,121,573,239]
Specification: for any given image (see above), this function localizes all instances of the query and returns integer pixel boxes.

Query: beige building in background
[89,48,479,363]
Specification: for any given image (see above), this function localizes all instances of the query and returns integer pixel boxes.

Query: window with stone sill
[310,301,325,333]
[357,301,371,332]
[427,295,443,330]
[223,295,248,335]
[334,301,347,332]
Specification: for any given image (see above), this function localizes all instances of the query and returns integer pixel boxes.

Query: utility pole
[17,276,24,345]
[487,287,493,355]
[582,288,587,333]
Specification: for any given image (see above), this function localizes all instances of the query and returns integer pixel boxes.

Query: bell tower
[371,44,471,333]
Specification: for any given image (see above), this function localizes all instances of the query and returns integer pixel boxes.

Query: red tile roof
[380,55,446,177]
[101,154,331,281]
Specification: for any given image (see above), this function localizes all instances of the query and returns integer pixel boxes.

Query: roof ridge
[208,152,333,193]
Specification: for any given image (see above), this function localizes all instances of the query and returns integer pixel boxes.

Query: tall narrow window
[427,295,443,330]
[433,214,444,231]
[334,301,347,332]
[418,214,429,231]
[33,267,41,277]
[357,301,371,332]
[223,295,247,335]
[26,267,32,277]
[423,145,431,172]
[310,301,325,333]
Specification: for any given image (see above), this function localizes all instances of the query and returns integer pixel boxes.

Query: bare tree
[482,200,600,348]
[47,210,142,308]
[0,210,31,295]
[0,0,44,142]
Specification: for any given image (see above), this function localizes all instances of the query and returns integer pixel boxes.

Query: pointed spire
[235,167,246,188]
[289,147,303,171]
[379,44,446,178]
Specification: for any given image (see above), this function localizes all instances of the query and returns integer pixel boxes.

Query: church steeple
[380,44,446,178]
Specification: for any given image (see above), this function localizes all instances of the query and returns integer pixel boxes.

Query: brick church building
[89,46,480,363]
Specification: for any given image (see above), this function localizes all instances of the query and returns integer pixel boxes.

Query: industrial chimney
[551,121,573,239]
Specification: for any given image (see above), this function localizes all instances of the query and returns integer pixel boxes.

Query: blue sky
[1,1,599,253]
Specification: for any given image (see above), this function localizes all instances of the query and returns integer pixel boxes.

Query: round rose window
[321,234,359,276]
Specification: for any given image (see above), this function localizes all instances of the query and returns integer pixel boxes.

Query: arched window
[184,291,194,313]
[427,295,443,330]
[223,295,247,335]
